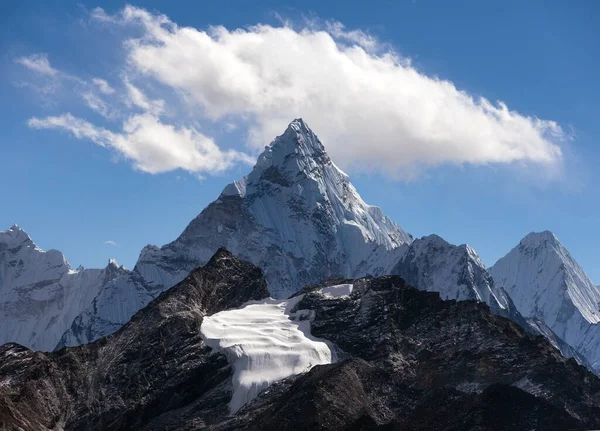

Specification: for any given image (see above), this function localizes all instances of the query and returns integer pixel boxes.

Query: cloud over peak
[20,6,564,179]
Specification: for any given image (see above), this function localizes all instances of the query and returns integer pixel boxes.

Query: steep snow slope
[390,235,518,317]
[0,225,126,350]
[489,231,600,370]
[134,118,411,297]
[200,295,333,413]
[388,234,592,365]
[60,118,412,347]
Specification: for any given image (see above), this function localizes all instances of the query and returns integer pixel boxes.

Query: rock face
[0,225,126,351]
[59,118,412,347]
[489,231,600,371]
[1,252,599,431]
[0,249,270,431]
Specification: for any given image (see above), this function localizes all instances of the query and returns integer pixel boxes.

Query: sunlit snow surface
[318,283,354,298]
[200,295,333,413]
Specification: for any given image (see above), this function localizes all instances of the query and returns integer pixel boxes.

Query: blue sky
[1,0,599,281]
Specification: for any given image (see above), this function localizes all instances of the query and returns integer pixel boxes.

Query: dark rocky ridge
[2,251,600,430]
[0,249,269,430]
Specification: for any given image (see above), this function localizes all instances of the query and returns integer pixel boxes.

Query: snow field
[200,295,333,413]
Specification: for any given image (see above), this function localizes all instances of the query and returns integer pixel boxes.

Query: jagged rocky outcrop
[2,251,600,430]
[0,225,127,351]
[0,249,269,431]
[489,231,600,371]
[59,118,413,347]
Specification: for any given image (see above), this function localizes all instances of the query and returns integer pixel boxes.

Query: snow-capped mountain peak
[0,225,128,351]
[249,118,331,181]
[107,258,123,270]
[238,118,413,250]
[392,234,508,308]
[491,231,600,326]
[58,119,413,347]
[490,231,600,371]
[1,224,38,250]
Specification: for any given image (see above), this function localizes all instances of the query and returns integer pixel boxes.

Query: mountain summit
[60,119,413,347]
[490,231,600,370]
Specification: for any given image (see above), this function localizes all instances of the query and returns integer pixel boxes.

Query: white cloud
[92,78,116,95]
[82,91,113,118]
[123,80,164,115]
[324,21,377,51]
[15,53,58,76]
[28,113,252,174]
[103,240,117,246]
[21,6,566,180]
[98,5,563,178]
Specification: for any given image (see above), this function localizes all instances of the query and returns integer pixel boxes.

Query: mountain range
[2,119,600,428]
[2,250,600,430]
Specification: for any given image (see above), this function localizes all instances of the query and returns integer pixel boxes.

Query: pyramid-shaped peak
[265,118,327,161]
[244,118,333,189]
[283,118,311,137]
[520,230,560,248]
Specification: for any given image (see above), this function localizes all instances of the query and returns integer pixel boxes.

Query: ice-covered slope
[60,118,412,347]
[392,235,508,304]
[0,225,127,350]
[489,231,600,370]
[200,294,333,413]
[390,235,522,319]
[388,234,592,364]
[134,118,412,297]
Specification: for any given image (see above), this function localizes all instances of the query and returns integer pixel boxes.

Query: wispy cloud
[15,53,58,76]
[18,6,566,180]
[28,113,253,174]
[92,78,115,95]
[103,240,117,246]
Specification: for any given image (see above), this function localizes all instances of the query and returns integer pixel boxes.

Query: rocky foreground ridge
[1,250,599,431]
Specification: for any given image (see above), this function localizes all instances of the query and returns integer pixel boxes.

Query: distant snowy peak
[0,225,128,351]
[247,118,333,186]
[221,118,330,199]
[0,225,70,290]
[392,234,507,307]
[0,224,36,249]
[490,231,600,326]
[1,224,53,262]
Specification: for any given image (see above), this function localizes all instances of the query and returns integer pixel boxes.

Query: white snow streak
[318,283,354,298]
[200,295,333,413]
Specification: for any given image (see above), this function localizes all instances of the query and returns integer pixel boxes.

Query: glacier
[200,294,333,413]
